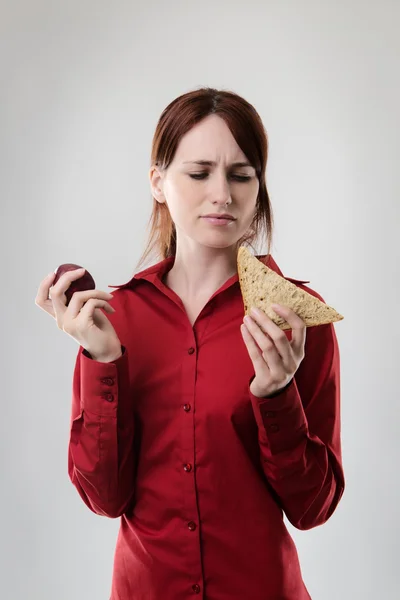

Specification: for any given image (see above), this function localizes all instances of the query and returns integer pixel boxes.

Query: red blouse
[68,253,344,600]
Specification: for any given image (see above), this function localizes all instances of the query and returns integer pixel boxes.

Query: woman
[36,87,345,599]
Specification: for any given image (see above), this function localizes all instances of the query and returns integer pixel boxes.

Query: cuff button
[268,424,280,433]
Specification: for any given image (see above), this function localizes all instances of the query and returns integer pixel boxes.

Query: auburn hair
[137,87,274,269]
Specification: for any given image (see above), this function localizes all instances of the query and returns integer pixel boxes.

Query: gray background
[1,1,399,598]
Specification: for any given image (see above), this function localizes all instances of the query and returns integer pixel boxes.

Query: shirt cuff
[79,345,131,417]
[249,377,309,454]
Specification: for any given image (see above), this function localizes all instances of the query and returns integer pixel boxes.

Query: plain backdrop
[1,1,399,599]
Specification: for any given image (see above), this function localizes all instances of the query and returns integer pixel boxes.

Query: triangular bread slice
[237,246,343,330]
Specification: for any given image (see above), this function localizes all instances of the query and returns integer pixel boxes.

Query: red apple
[53,263,96,306]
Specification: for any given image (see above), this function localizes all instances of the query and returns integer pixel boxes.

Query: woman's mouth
[201,215,236,226]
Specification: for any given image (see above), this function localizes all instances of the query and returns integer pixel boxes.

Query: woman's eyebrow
[183,160,253,168]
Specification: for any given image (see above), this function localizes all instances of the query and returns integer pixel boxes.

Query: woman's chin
[195,233,240,250]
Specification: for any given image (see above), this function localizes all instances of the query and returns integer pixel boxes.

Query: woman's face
[150,114,260,251]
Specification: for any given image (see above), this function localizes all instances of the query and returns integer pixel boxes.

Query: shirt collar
[107,254,309,291]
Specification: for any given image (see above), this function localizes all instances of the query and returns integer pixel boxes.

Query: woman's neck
[164,245,238,299]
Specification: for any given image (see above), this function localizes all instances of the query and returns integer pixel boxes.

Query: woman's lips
[201,216,236,226]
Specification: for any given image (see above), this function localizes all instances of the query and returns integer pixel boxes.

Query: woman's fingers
[270,304,306,359]
[67,290,114,319]
[242,316,283,374]
[35,268,114,332]
[50,267,85,310]
[249,306,306,362]
[240,323,270,372]
[62,298,114,335]
[49,268,85,327]
[35,271,57,317]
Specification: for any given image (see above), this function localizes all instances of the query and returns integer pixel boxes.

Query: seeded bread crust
[237,246,344,330]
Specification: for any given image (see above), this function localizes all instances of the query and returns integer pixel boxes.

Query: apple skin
[53,263,96,306]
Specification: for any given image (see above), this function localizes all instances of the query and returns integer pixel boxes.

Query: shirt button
[183,404,191,412]
[184,463,193,472]
[101,377,114,386]
[264,410,276,418]
[188,347,195,355]
[188,521,197,531]
[192,584,201,594]
[269,423,280,432]
[103,393,114,402]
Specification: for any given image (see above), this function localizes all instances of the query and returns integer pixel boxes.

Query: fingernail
[271,304,280,310]
[250,307,260,316]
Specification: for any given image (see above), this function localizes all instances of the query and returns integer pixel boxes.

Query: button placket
[181,334,203,589]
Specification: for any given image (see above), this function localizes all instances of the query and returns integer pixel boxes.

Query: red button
[184,463,192,472]
[101,378,114,386]
[103,393,114,402]
[264,410,276,418]
[192,584,201,594]
[188,347,195,355]
[188,521,197,531]
[183,404,191,412]
[269,424,280,432]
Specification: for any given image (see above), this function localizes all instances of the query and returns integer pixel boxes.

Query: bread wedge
[237,246,343,330]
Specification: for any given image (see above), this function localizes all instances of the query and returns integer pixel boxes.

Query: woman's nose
[211,175,232,205]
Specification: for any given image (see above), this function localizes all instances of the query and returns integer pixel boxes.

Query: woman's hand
[241,304,306,398]
[35,268,122,362]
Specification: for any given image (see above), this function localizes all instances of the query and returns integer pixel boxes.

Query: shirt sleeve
[68,344,136,518]
[249,320,345,530]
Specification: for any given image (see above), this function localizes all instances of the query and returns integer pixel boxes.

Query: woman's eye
[231,175,252,182]
[189,173,208,180]
[189,173,251,182]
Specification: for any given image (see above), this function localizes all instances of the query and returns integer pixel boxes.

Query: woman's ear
[149,166,166,204]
